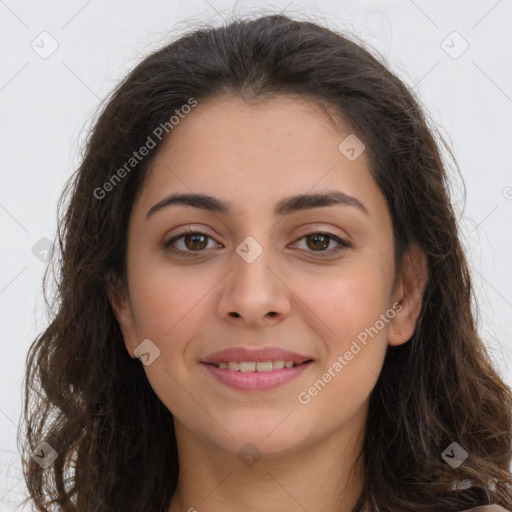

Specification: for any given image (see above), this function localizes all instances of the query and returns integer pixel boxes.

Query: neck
[168,407,367,512]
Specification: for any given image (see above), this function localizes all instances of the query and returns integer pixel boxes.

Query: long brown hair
[21,14,512,512]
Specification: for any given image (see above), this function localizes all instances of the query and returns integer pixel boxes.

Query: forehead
[135,94,386,221]
[158,94,348,165]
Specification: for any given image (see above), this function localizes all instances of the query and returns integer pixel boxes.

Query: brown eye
[163,229,351,258]
[182,233,208,251]
[306,233,330,251]
[164,229,220,255]
[293,231,351,257]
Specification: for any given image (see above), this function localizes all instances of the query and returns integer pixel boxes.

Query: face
[110,95,425,458]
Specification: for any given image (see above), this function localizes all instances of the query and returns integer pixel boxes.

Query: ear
[387,244,428,347]
[107,277,138,359]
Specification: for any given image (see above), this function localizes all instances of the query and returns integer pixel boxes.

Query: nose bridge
[218,232,290,323]
[233,233,277,299]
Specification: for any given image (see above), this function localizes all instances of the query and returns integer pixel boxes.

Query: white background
[1,0,511,509]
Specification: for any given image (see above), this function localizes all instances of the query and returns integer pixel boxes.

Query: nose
[217,240,291,326]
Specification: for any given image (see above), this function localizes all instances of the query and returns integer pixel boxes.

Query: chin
[210,415,307,456]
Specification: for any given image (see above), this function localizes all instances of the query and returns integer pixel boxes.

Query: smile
[212,360,302,371]
[202,360,313,391]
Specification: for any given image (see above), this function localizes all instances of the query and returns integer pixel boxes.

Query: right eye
[163,229,222,255]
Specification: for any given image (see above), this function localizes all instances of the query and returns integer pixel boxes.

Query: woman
[22,13,512,512]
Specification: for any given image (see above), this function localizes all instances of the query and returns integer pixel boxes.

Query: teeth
[256,361,273,372]
[214,360,299,371]
[239,361,256,372]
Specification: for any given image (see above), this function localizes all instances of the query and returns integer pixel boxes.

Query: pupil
[186,234,207,250]
[309,234,328,250]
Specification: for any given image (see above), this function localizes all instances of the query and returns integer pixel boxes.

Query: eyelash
[163,228,352,258]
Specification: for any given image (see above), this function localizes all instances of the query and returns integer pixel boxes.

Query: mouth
[200,346,314,390]
[205,359,313,372]
[201,357,314,391]
[202,346,313,366]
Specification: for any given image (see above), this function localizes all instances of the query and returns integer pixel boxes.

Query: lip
[200,346,314,391]
[202,360,314,391]
[201,346,313,365]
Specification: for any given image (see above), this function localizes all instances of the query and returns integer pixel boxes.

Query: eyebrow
[146,190,368,219]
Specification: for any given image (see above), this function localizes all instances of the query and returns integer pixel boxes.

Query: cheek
[294,269,390,425]
[125,268,203,414]
[298,261,392,345]
[127,260,206,339]
[293,258,392,409]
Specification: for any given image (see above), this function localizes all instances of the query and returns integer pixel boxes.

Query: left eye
[163,230,351,256]
[292,232,351,255]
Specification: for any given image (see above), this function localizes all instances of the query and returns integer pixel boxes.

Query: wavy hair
[21,13,512,512]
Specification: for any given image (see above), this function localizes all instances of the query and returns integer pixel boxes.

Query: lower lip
[202,362,313,391]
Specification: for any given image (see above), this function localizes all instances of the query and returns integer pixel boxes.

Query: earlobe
[388,244,428,347]
[106,279,138,358]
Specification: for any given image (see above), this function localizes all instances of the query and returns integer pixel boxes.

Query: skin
[109,95,428,512]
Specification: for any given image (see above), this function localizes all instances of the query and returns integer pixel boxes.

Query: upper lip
[202,346,314,365]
